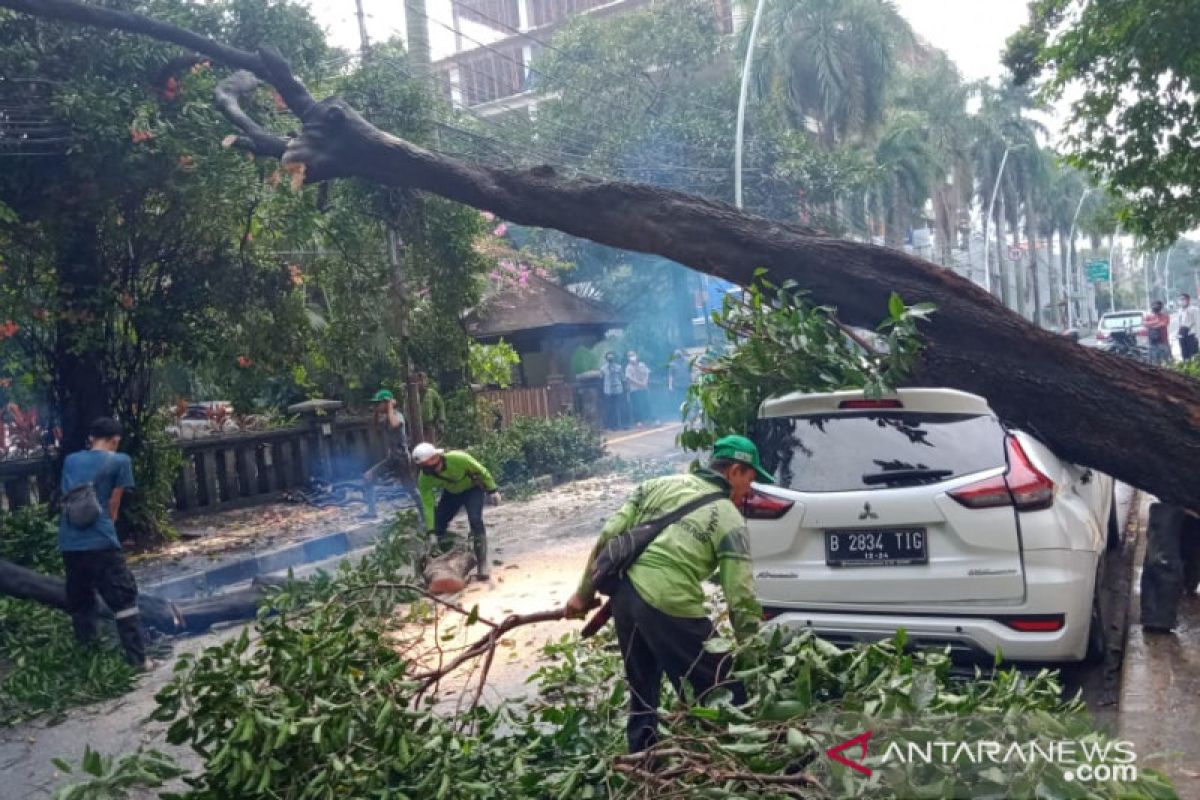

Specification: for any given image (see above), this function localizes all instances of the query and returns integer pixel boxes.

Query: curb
[142,512,403,601]
[1116,490,1148,715]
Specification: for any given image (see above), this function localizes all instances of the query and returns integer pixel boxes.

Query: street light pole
[1065,187,1093,329]
[734,0,767,210]
[1107,221,1122,313]
[982,145,1018,295]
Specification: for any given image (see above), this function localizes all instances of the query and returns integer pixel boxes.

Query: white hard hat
[412,442,443,465]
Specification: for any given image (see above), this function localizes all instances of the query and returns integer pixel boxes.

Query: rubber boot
[472,526,489,580]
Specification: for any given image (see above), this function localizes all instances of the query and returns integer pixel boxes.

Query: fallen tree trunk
[2,0,1199,509]
[423,549,477,595]
[0,557,283,635]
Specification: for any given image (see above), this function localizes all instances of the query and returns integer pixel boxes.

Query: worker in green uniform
[414,372,447,443]
[412,442,501,581]
[363,388,409,518]
[565,434,769,753]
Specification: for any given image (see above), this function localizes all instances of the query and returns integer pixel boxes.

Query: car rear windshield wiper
[861,468,954,485]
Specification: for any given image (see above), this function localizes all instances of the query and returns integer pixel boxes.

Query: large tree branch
[0,0,315,115]
[213,71,287,157]
[3,0,1200,510]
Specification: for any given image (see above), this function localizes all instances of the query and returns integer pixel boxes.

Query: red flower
[0,321,19,339]
[237,355,253,368]
[0,378,11,389]
[130,127,154,143]
[161,76,179,102]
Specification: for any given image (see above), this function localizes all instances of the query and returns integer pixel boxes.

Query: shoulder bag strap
[642,490,726,537]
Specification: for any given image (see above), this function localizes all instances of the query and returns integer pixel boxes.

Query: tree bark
[54,217,111,455]
[3,0,1200,512]
[0,558,290,634]
[424,549,477,595]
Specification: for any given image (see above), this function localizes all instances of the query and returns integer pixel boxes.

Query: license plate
[825,528,927,567]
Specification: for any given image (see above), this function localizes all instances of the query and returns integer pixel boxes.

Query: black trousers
[611,580,746,753]
[1180,332,1198,361]
[433,486,488,575]
[62,549,146,666]
[602,394,624,429]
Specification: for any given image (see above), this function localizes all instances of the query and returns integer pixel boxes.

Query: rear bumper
[760,549,1097,663]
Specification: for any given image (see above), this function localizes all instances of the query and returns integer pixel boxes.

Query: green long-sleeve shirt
[577,467,761,641]
[417,451,497,532]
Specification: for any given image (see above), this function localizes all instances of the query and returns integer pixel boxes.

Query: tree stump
[423,549,477,595]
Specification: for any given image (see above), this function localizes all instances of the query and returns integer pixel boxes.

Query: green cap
[712,434,775,484]
[371,389,394,402]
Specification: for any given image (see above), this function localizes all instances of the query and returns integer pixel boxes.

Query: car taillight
[1000,615,1064,632]
[838,399,904,409]
[741,490,794,520]
[949,437,1055,512]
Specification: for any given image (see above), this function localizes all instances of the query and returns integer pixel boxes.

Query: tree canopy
[1006,0,1200,244]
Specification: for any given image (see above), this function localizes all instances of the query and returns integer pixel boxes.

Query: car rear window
[1100,314,1143,330]
[755,412,1008,492]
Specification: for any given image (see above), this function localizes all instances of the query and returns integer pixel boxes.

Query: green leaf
[888,292,905,320]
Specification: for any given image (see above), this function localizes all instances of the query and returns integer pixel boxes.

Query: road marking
[606,423,682,446]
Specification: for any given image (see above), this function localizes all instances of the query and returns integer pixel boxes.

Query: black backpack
[62,452,113,530]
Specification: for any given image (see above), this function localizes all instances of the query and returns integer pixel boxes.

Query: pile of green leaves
[55,528,1174,799]
[470,414,606,488]
[0,508,137,726]
[680,277,930,452]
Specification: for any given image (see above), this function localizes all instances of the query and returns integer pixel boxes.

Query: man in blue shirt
[58,417,146,668]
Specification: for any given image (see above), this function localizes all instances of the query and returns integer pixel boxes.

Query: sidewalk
[1119,498,1200,799]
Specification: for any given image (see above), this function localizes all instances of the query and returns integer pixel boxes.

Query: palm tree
[972,80,1045,312]
[871,111,938,246]
[1040,162,1087,329]
[893,53,977,265]
[748,0,914,147]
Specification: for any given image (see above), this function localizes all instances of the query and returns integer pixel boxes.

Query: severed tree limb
[3,0,1200,510]
[213,71,287,157]
[409,608,566,695]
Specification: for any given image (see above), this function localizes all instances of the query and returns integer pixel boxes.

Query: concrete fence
[0,416,388,516]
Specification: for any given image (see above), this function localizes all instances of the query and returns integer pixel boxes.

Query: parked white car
[1095,310,1149,350]
[745,388,1117,664]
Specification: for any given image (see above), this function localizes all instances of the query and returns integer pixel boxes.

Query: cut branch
[2,0,1200,509]
[214,71,287,157]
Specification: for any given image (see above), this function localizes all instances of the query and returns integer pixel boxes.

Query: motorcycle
[1105,329,1149,362]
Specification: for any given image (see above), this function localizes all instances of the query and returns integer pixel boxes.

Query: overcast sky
[306,0,1034,82]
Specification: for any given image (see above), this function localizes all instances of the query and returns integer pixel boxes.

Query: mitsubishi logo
[859,502,878,520]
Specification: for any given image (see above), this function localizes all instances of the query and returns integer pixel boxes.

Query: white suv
[745,388,1117,663]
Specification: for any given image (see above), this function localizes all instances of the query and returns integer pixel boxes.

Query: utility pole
[354,0,370,59]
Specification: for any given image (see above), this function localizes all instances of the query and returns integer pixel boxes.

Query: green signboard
[1085,260,1111,282]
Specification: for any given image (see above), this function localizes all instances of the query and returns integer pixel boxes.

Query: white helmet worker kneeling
[412,442,501,581]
